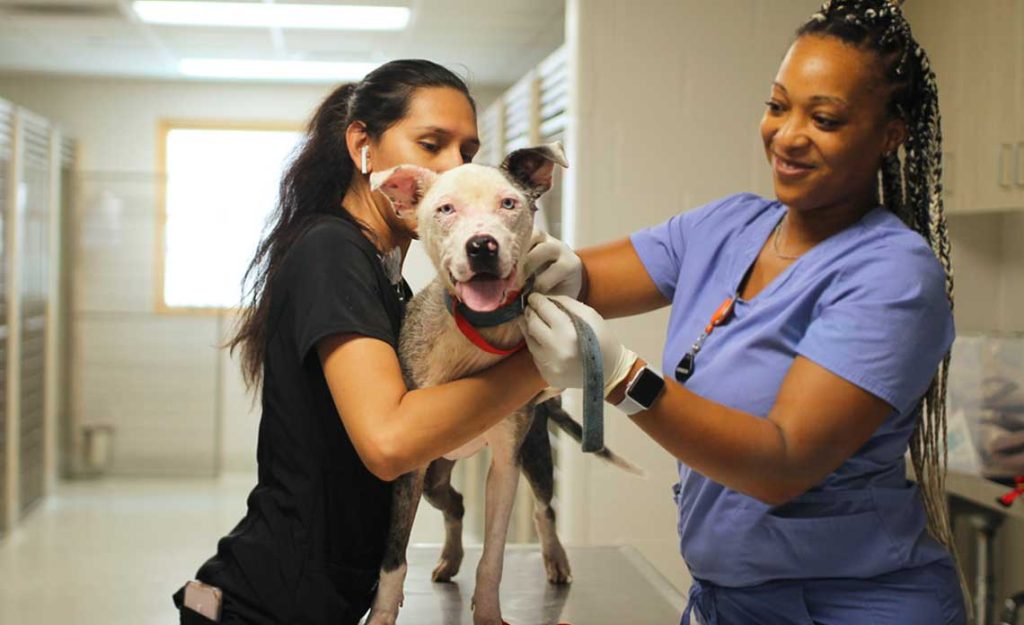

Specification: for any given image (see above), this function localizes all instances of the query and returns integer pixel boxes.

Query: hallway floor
[0,474,457,625]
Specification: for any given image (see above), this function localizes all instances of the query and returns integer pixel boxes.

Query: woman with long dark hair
[522,1,967,623]
[174,60,546,625]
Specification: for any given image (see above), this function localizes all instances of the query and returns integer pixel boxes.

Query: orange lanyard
[675,296,736,382]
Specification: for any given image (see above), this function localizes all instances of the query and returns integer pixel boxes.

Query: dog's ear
[500,141,568,198]
[370,165,438,218]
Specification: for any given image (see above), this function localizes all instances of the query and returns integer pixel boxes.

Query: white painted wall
[947,212,1024,334]
[0,73,503,475]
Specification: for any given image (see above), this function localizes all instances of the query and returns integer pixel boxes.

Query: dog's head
[371,142,568,312]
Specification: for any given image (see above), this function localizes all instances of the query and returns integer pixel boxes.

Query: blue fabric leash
[549,299,604,454]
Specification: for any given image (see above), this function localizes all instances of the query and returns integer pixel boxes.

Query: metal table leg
[966,511,1004,625]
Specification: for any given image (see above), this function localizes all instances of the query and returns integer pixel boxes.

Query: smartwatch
[613,365,666,415]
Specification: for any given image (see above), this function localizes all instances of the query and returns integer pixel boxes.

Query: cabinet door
[909,0,969,213]
[965,0,1021,212]
[1017,0,1024,202]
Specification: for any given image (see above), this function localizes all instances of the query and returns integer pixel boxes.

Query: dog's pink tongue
[456,277,511,312]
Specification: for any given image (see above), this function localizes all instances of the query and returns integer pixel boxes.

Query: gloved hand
[522,293,638,397]
[523,229,584,299]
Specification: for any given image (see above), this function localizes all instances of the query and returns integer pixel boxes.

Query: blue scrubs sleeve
[630,193,769,301]
[629,213,690,301]
[795,242,955,416]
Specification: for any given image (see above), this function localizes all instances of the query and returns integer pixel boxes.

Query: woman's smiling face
[760,34,906,213]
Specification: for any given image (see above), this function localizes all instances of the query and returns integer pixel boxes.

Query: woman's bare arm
[318,334,546,481]
[579,238,670,318]
[612,355,891,505]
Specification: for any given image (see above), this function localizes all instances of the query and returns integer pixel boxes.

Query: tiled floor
[0,474,458,625]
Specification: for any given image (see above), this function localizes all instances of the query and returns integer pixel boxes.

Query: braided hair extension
[797,0,966,607]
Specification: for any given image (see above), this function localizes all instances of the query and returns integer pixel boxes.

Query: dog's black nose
[466,235,499,260]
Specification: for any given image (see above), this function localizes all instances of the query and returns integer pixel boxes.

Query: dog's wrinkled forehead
[370,142,568,221]
[423,164,524,209]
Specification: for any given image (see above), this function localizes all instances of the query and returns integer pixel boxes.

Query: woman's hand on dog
[521,293,637,396]
[524,230,584,299]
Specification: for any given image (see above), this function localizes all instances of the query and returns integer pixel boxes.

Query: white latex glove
[522,293,638,397]
[523,229,584,299]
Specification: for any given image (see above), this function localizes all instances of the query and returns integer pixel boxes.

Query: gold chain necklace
[772,215,801,261]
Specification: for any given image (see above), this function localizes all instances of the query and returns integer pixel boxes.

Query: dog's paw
[470,598,504,625]
[431,553,462,582]
[543,546,572,585]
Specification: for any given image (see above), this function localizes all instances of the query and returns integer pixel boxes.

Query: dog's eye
[437,203,455,215]
[500,198,517,210]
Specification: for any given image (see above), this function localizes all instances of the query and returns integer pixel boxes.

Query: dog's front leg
[520,404,571,584]
[365,468,426,625]
[423,458,465,582]
[472,420,526,625]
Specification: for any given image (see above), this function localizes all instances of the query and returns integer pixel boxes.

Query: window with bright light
[160,124,303,310]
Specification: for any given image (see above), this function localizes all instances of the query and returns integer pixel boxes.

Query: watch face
[629,368,666,406]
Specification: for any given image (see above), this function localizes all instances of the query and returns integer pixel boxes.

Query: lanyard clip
[674,296,735,384]
[706,297,736,332]
[675,352,695,382]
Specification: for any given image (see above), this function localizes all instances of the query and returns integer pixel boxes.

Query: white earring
[360,146,369,174]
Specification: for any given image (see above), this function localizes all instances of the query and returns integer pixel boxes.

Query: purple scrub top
[630,193,955,587]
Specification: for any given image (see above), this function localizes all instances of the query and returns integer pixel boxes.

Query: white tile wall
[73,172,159,314]
[74,313,220,475]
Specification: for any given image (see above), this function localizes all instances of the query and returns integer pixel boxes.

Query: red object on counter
[997,476,1024,507]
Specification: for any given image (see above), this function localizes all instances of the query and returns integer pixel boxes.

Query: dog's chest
[399,281,524,388]
[420,319,521,387]
[425,333,492,382]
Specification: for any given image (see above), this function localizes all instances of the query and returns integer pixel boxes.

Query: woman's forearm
[623,368,806,505]
[379,350,547,479]
[623,353,893,505]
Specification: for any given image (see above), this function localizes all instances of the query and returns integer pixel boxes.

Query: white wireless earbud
[360,145,369,174]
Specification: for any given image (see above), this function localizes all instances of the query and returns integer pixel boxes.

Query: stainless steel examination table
[365,545,685,625]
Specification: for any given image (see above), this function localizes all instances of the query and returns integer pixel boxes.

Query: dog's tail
[538,398,646,477]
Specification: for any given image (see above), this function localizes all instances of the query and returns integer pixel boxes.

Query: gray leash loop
[549,299,604,453]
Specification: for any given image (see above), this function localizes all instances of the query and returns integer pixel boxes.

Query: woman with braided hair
[519,0,965,622]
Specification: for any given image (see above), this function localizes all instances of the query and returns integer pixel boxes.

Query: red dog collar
[446,289,527,356]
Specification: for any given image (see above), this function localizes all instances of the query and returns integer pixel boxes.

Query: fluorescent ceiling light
[133,1,410,30]
[179,58,378,81]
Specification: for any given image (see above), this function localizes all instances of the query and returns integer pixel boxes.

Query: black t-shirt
[193,215,411,624]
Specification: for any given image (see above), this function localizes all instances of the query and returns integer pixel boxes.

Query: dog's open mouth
[454,270,517,312]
